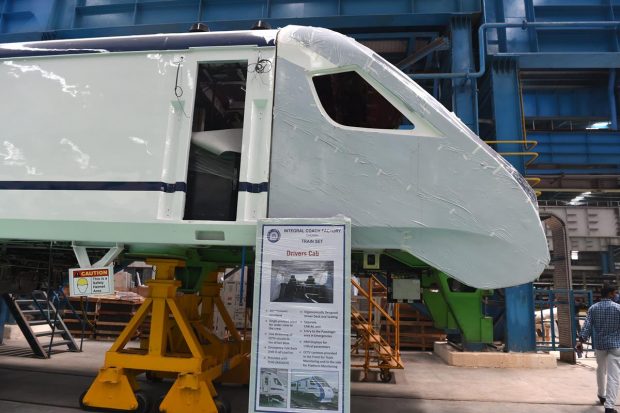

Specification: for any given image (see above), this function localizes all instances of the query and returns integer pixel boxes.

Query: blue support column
[601,245,615,275]
[491,57,536,352]
[504,285,536,352]
[0,297,8,345]
[602,251,610,275]
[450,16,479,134]
[610,69,618,130]
[490,58,526,172]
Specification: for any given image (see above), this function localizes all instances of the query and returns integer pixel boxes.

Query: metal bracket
[72,242,124,268]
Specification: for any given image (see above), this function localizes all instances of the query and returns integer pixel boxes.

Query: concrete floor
[0,338,608,412]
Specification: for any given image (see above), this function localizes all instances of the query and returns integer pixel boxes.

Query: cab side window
[312,71,414,130]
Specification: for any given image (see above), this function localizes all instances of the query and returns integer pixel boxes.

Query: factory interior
[0,1,619,412]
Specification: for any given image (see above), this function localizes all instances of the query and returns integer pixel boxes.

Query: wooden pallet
[63,298,98,337]
[95,299,141,340]
[67,330,96,339]
[61,297,143,341]
[382,306,445,351]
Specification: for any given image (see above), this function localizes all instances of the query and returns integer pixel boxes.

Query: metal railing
[539,200,620,208]
[534,288,593,354]
[485,139,539,167]
[484,139,542,196]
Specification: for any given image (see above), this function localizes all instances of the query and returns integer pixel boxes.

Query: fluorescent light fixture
[571,251,579,260]
[586,121,611,130]
[568,191,592,205]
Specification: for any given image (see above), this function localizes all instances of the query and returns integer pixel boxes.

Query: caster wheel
[146,371,163,383]
[214,396,231,413]
[133,390,152,413]
[379,370,393,383]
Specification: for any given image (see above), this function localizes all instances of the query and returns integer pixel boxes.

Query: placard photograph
[290,370,339,411]
[270,260,334,303]
[258,368,289,408]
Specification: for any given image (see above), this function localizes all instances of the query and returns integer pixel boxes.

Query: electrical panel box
[388,278,421,302]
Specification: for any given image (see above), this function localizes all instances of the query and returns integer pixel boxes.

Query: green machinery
[377,251,495,351]
[421,271,494,350]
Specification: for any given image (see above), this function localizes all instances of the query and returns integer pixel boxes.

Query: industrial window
[184,61,247,221]
[312,71,414,130]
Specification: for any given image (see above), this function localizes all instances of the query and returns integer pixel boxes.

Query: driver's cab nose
[268,26,549,289]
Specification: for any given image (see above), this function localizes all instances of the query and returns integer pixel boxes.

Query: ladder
[2,290,79,358]
[351,276,404,382]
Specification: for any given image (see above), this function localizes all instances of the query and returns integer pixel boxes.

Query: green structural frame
[421,271,494,350]
[385,250,494,350]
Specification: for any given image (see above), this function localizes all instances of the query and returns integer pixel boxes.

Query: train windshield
[313,71,414,130]
[313,377,329,386]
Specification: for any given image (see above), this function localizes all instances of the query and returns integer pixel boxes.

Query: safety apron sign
[69,266,115,296]
[249,218,351,413]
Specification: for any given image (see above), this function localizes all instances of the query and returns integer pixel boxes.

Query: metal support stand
[81,258,248,413]
[72,242,124,268]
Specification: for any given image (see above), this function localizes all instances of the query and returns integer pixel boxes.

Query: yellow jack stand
[80,258,246,413]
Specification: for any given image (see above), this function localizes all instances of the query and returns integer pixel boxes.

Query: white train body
[0,26,549,288]
[260,370,287,401]
[291,376,335,403]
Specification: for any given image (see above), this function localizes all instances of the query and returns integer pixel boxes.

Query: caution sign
[69,266,115,297]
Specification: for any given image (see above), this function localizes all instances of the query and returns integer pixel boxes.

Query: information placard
[68,266,115,296]
[249,218,351,413]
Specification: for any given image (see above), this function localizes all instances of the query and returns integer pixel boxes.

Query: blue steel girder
[483,0,620,68]
[527,131,620,169]
[602,246,616,275]
[610,68,618,130]
[450,16,479,134]
[504,53,620,69]
[0,0,482,43]
[523,0,539,53]
[490,57,527,173]
[504,283,536,352]
[484,0,620,54]
[489,56,536,353]
[523,88,612,120]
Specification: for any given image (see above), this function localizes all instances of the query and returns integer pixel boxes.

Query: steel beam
[490,56,536,352]
[528,131,620,167]
[0,0,482,43]
[610,69,618,130]
[490,58,526,172]
[450,17,478,134]
[396,36,449,70]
